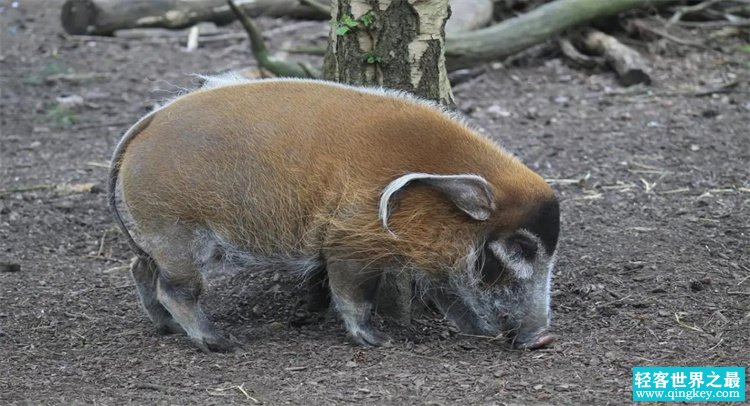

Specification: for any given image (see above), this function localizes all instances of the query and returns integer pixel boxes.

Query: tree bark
[61,0,328,35]
[324,0,454,106]
[324,0,453,324]
[445,0,677,70]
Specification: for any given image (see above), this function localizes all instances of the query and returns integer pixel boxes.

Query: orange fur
[117,79,554,275]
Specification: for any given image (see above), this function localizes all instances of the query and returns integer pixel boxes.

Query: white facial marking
[488,240,534,279]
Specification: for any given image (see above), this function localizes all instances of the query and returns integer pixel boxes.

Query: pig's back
[119,80,536,253]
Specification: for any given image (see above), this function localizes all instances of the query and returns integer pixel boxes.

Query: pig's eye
[487,236,537,280]
[479,243,508,286]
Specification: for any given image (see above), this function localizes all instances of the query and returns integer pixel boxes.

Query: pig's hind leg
[130,256,183,335]
[327,260,392,347]
[143,225,237,352]
[291,266,331,327]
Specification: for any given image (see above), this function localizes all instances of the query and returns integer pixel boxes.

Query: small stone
[689,144,700,151]
[689,280,704,292]
[345,360,357,368]
[56,94,84,107]
[267,321,284,331]
[486,104,511,118]
[553,95,569,104]
[251,304,262,316]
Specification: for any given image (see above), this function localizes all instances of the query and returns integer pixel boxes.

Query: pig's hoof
[155,320,184,335]
[351,327,392,348]
[194,334,238,353]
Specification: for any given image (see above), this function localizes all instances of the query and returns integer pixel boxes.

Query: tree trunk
[324,0,453,324]
[61,0,328,35]
[324,0,454,106]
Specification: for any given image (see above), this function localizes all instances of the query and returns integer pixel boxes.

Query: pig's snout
[512,331,555,350]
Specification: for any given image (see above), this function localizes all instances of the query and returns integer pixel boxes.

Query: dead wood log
[61,0,329,35]
[61,0,492,36]
[445,0,678,70]
[583,29,652,86]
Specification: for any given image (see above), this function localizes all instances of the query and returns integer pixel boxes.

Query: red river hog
[107,76,560,352]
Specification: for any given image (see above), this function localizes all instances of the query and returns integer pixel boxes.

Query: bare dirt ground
[1,1,748,404]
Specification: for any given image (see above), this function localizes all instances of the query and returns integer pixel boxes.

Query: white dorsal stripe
[378,173,489,233]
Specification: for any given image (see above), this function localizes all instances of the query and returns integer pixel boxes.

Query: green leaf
[335,26,350,36]
[737,44,750,53]
[341,15,358,28]
[360,12,375,27]
[365,53,383,64]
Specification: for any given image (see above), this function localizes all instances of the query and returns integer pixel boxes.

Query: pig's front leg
[327,260,391,347]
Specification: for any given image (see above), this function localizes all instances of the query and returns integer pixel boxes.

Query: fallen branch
[445,0,680,70]
[583,29,651,86]
[61,0,492,36]
[558,37,605,67]
[299,0,330,16]
[227,0,318,78]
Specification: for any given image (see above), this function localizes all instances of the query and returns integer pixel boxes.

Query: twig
[668,0,724,24]
[86,255,126,263]
[633,19,709,49]
[207,384,261,404]
[96,229,109,257]
[674,19,750,28]
[236,384,261,404]
[598,294,633,307]
[726,291,750,295]
[186,25,200,52]
[103,265,130,273]
[0,184,55,197]
[457,332,504,341]
[86,161,110,169]
[707,337,724,351]
[660,188,691,194]
[640,178,656,193]
[674,313,704,333]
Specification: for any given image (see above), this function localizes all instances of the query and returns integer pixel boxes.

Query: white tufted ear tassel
[379,173,496,233]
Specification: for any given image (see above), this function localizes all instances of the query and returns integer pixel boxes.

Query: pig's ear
[379,173,496,231]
